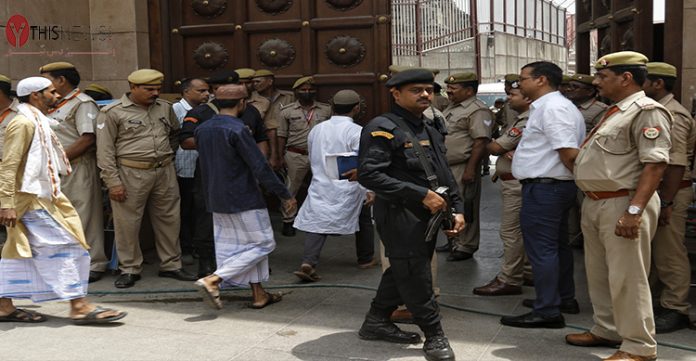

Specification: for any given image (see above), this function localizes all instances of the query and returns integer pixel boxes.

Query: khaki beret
[385,68,433,88]
[253,69,274,77]
[84,83,112,96]
[39,61,76,73]
[235,68,256,80]
[332,89,360,105]
[504,74,519,83]
[570,73,595,86]
[561,75,572,84]
[0,74,10,85]
[215,84,247,100]
[445,72,478,84]
[128,69,164,85]
[293,76,314,89]
[594,51,648,70]
[646,62,677,78]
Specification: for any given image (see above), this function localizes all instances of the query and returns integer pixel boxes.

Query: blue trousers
[520,181,577,317]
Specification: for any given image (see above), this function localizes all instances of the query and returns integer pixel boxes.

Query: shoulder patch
[507,127,522,137]
[642,127,661,139]
[371,130,394,140]
[183,117,199,124]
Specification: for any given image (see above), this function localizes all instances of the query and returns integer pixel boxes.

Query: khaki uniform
[494,102,518,130]
[652,93,696,315]
[568,99,609,242]
[443,96,493,253]
[578,98,608,133]
[96,94,182,274]
[574,91,672,356]
[263,89,294,130]
[493,111,531,286]
[277,101,331,222]
[432,94,450,112]
[248,91,271,120]
[49,89,107,272]
[0,98,19,160]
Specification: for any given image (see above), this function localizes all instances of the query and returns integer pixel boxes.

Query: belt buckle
[586,191,597,200]
[156,161,163,168]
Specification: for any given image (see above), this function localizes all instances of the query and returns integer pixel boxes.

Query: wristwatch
[627,205,642,215]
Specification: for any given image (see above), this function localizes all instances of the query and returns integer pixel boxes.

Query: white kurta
[294,115,366,234]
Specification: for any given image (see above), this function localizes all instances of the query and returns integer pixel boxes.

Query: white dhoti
[0,210,90,302]
[213,209,275,288]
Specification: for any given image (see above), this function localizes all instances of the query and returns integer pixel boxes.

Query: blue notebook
[337,155,359,179]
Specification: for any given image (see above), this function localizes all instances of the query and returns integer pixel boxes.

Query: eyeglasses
[518,76,537,82]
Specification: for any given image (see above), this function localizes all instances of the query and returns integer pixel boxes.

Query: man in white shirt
[292,90,375,281]
[501,61,585,329]
[173,78,209,261]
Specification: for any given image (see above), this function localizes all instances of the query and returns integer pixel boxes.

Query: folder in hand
[337,155,359,180]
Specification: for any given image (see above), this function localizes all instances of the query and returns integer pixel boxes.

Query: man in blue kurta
[192,84,296,310]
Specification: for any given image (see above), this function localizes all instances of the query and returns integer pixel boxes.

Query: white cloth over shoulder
[17,103,72,199]
[511,91,585,180]
[294,115,366,234]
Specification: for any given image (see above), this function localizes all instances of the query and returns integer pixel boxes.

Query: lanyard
[304,108,315,125]
[48,89,81,114]
[0,107,12,125]
[580,105,619,148]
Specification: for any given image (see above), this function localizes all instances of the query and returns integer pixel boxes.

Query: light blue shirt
[511,91,585,180]
[173,98,198,178]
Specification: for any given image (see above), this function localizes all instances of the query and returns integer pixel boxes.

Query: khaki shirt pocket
[594,125,633,155]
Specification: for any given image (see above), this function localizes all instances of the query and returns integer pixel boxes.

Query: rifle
[424,186,457,242]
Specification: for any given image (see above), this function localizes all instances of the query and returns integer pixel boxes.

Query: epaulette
[373,114,398,131]
[156,98,173,106]
[75,92,97,104]
[316,101,331,109]
[100,99,124,113]
[280,101,297,110]
[635,96,657,110]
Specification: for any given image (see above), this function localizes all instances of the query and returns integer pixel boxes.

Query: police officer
[96,69,196,288]
[253,69,295,170]
[564,73,609,248]
[473,80,532,296]
[494,74,520,130]
[357,68,464,361]
[40,62,107,283]
[236,68,271,120]
[277,76,332,236]
[643,62,695,333]
[84,83,113,101]
[566,52,672,361]
[440,72,493,261]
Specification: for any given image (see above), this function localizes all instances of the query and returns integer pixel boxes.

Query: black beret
[207,70,239,85]
[385,68,434,88]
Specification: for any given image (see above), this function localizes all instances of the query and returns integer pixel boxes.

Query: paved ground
[2,177,696,361]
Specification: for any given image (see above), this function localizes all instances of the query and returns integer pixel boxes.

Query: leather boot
[358,313,421,344]
[422,324,455,361]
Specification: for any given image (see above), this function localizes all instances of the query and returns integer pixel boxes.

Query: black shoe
[282,222,296,237]
[88,271,104,283]
[197,257,216,278]
[521,298,580,314]
[446,250,473,262]
[423,335,455,361]
[655,309,690,334]
[500,311,565,328]
[158,269,197,281]
[114,273,141,288]
[358,314,422,344]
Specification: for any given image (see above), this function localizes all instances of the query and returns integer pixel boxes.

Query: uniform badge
[483,119,492,127]
[508,127,522,137]
[642,127,660,139]
[184,117,198,124]
[371,131,394,140]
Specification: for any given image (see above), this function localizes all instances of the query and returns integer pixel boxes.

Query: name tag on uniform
[289,116,302,121]
[128,120,143,125]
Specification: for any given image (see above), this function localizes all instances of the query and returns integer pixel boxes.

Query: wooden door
[575,0,653,74]
[152,0,392,124]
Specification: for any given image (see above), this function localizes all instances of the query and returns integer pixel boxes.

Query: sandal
[293,264,320,282]
[71,306,127,325]
[249,292,282,309]
[0,308,47,323]
[194,279,223,310]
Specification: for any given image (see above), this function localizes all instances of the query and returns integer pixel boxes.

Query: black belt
[519,177,574,184]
